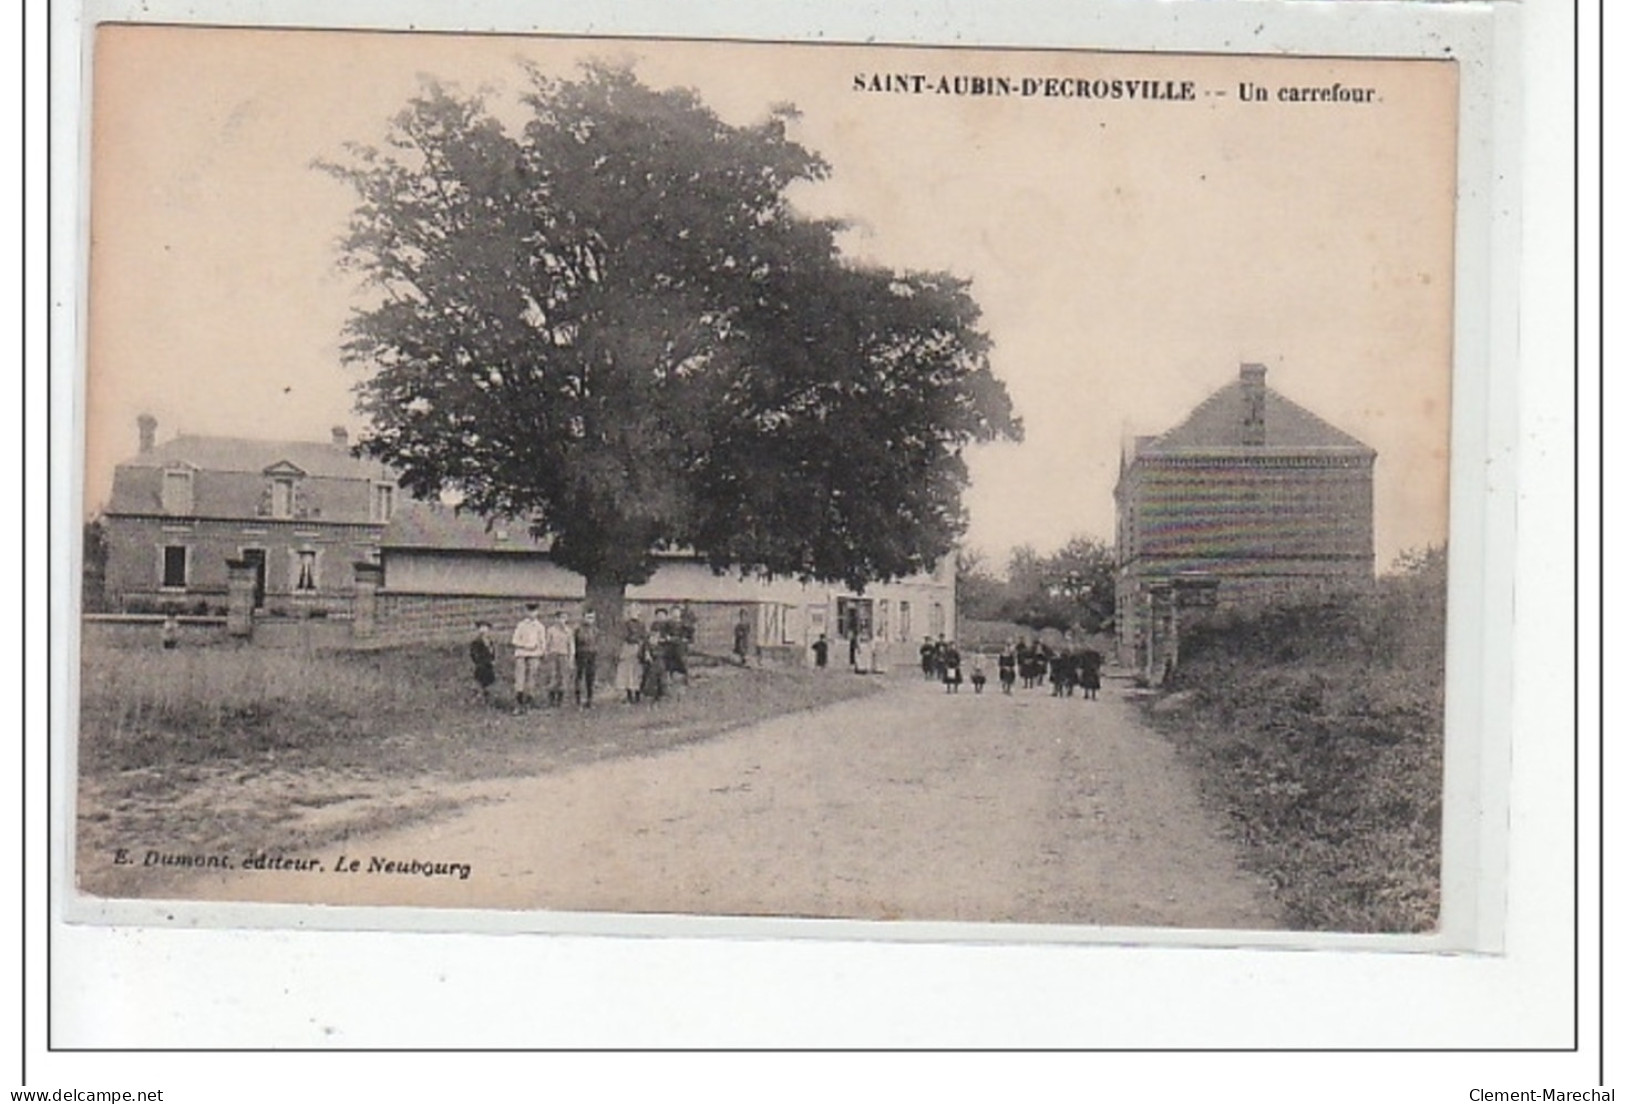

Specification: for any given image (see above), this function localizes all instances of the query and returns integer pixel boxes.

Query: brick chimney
[331,426,349,450]
[1239,363,1266,446]
[137,413,156,454]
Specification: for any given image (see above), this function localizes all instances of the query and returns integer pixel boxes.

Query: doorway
[240,548,266,610]
[835,597,873,641]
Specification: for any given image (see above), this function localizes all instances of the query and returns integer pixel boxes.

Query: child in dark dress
[1032,646,1050,689]
[940,642,963,694]
[1078,647,1104,700]
[1051,648,1077,698]
[970,658,987,694]
[640,623,668,703]
[997,642,1017,694]
[470,621,497,704]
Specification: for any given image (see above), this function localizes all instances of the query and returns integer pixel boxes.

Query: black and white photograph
[72,25,1459,937]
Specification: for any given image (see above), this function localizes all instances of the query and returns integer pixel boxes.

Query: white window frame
[291,547,320,592]
[157,544,189,590]
[371,482,396,523]
[270,478,295,520]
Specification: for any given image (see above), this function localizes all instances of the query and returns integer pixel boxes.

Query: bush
[1153,554,1447,932]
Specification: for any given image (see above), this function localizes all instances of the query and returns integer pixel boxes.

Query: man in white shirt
[543,610,576,708]
[510,603,545,712]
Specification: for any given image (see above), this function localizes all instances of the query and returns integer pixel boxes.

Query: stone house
[99,416,396,616]
[1114,364,1376,675]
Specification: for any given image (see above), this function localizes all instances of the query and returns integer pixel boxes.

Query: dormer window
[271,478,295,519]
[371,483,395,523]
[160,466,194,515]
[261,461,307,520]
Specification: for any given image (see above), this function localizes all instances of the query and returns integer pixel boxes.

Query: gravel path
[192,674,1278,929]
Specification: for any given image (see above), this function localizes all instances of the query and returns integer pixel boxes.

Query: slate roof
[382,500,552,554]
[1140,374,1374,456]
[107,433,395,521]
[382,501,710,560]
[119,435,394,480]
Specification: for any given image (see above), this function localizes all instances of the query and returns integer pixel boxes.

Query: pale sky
[86,27,1457,572]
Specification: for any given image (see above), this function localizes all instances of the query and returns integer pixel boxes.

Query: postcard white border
[42,0,1576,1058]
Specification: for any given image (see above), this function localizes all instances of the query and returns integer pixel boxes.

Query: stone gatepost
[224,559,257,639]
[352,561,383,641]
[1145,580,1175,686]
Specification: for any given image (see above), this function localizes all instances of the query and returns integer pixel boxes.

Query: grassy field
[1147,552,1447,933]
[76,639,884,896]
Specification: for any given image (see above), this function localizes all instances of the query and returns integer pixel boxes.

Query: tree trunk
[584,576,628,685]
[584,577,627,629]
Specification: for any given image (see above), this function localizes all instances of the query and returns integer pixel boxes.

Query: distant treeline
[958,537,1116,633]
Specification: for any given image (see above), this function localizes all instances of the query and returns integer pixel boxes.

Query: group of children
[471,602,704,711]
[919,635,1105,699]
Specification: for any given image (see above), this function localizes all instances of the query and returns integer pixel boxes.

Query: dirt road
[192,674,1277,929]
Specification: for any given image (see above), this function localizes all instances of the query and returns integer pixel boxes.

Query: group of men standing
[500,604,604,711]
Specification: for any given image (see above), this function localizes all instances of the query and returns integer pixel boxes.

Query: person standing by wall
[616,607,647,704]
[675,601,698,682]
[510,603,545,713]
[642,614,670,702]
[543,610,575,708]
[573,611,600,708]
[470,621,497,706]
[732,608,752,667]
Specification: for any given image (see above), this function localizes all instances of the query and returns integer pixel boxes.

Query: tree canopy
[956,536,1117,633]
[321,65,1020,602]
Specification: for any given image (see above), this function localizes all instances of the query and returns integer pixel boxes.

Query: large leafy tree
[322,65,1020,618]
[954,546,1007,621]
[1001,536,1116,633]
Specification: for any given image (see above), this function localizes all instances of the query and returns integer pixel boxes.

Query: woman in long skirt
[615,612,646,703]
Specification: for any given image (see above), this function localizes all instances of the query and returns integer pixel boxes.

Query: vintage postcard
[71,23,1466,944]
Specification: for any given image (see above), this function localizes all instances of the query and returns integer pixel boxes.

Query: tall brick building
[1114,364,1376,672]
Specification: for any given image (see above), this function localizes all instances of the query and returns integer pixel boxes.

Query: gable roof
[1141,375,1374,456]
[383,500,553,554]
[382,501,710,562]
[120,435,395,481]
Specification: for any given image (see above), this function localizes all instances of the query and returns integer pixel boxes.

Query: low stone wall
[366,593,577,648]
[361,591,808,665]
[81,613,358,651]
